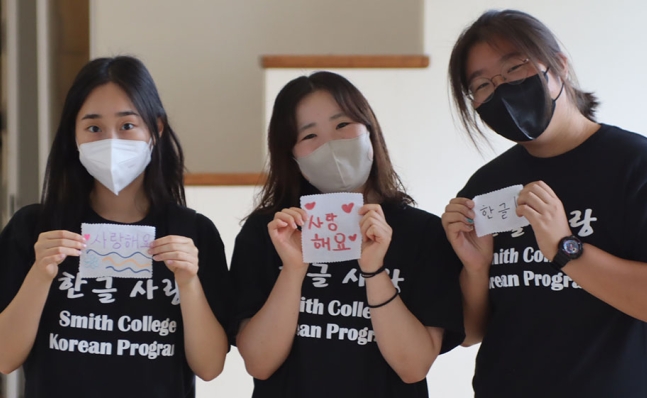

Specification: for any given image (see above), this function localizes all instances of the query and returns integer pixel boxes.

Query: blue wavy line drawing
[106,265,151,274]
[86,249,152,260]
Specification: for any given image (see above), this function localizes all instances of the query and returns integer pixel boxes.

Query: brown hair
[448,9,599,146]
[252,71,412,216]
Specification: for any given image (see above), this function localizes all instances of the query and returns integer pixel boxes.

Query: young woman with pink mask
[229,71,464,398]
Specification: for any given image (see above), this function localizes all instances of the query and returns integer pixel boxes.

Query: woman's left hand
[149,235,199,287]
[358,204,392,273]
[516,181,572,261]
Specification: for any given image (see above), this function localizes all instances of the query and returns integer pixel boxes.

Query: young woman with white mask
[442,10,647,397]
[229,71,464,398]
[0,56,231,398]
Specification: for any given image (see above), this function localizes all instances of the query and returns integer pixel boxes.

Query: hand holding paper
[516,181,571,260]
[441,197,493,272]
[149,235,199,287]
[33,230,85,280]
[358,204,392,273]
[269,207,309,269]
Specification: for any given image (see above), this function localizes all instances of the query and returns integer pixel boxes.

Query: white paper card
[300,193,363,263]
[80,223,156,279]
[472,185,529,237]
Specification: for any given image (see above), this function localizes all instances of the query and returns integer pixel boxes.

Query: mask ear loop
[543,67,565,101]
[553,80,565,101]
[364,130,374,162]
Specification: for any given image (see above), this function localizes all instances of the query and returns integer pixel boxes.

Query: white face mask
[78,138,152,195]
[295,132,373,193]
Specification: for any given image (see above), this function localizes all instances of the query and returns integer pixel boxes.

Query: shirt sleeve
[227,213,279,345]
[623,153,647,263]
[401,215,465,354]
[195,213,233,333]
[0,204,41,313]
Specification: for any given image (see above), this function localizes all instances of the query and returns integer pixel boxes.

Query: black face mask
[476,71,564,142]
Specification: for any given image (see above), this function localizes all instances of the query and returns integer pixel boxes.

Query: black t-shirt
[0,203,231,398]
[229,202,464,398]
[458,124,647,398]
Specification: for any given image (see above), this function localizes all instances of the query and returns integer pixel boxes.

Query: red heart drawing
[342,203,354,213]
[304,202,316,210]
[83,234,90,241]
[349,234,357,242]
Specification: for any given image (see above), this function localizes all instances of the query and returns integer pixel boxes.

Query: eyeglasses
[467,58,531,104]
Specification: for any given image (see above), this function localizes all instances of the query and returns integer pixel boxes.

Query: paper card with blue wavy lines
[79,223,156,279]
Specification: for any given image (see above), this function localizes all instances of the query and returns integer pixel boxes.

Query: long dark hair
[41,56,185,230]
[253,71,412,216]
[449,9,599,146]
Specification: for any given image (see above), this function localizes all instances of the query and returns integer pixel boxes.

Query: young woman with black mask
[442,9,647,398]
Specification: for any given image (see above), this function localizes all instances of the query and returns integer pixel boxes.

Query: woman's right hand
[268,208,308,270]
[441,197,493,273]
[32,231,85,281]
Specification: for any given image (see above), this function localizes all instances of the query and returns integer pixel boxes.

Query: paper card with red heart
[300,193,363,263]
[79,223,156,279]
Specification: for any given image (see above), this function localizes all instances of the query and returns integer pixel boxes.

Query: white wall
[186,1,647,397]
[185,186,257,397]
[89,0,424,174]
